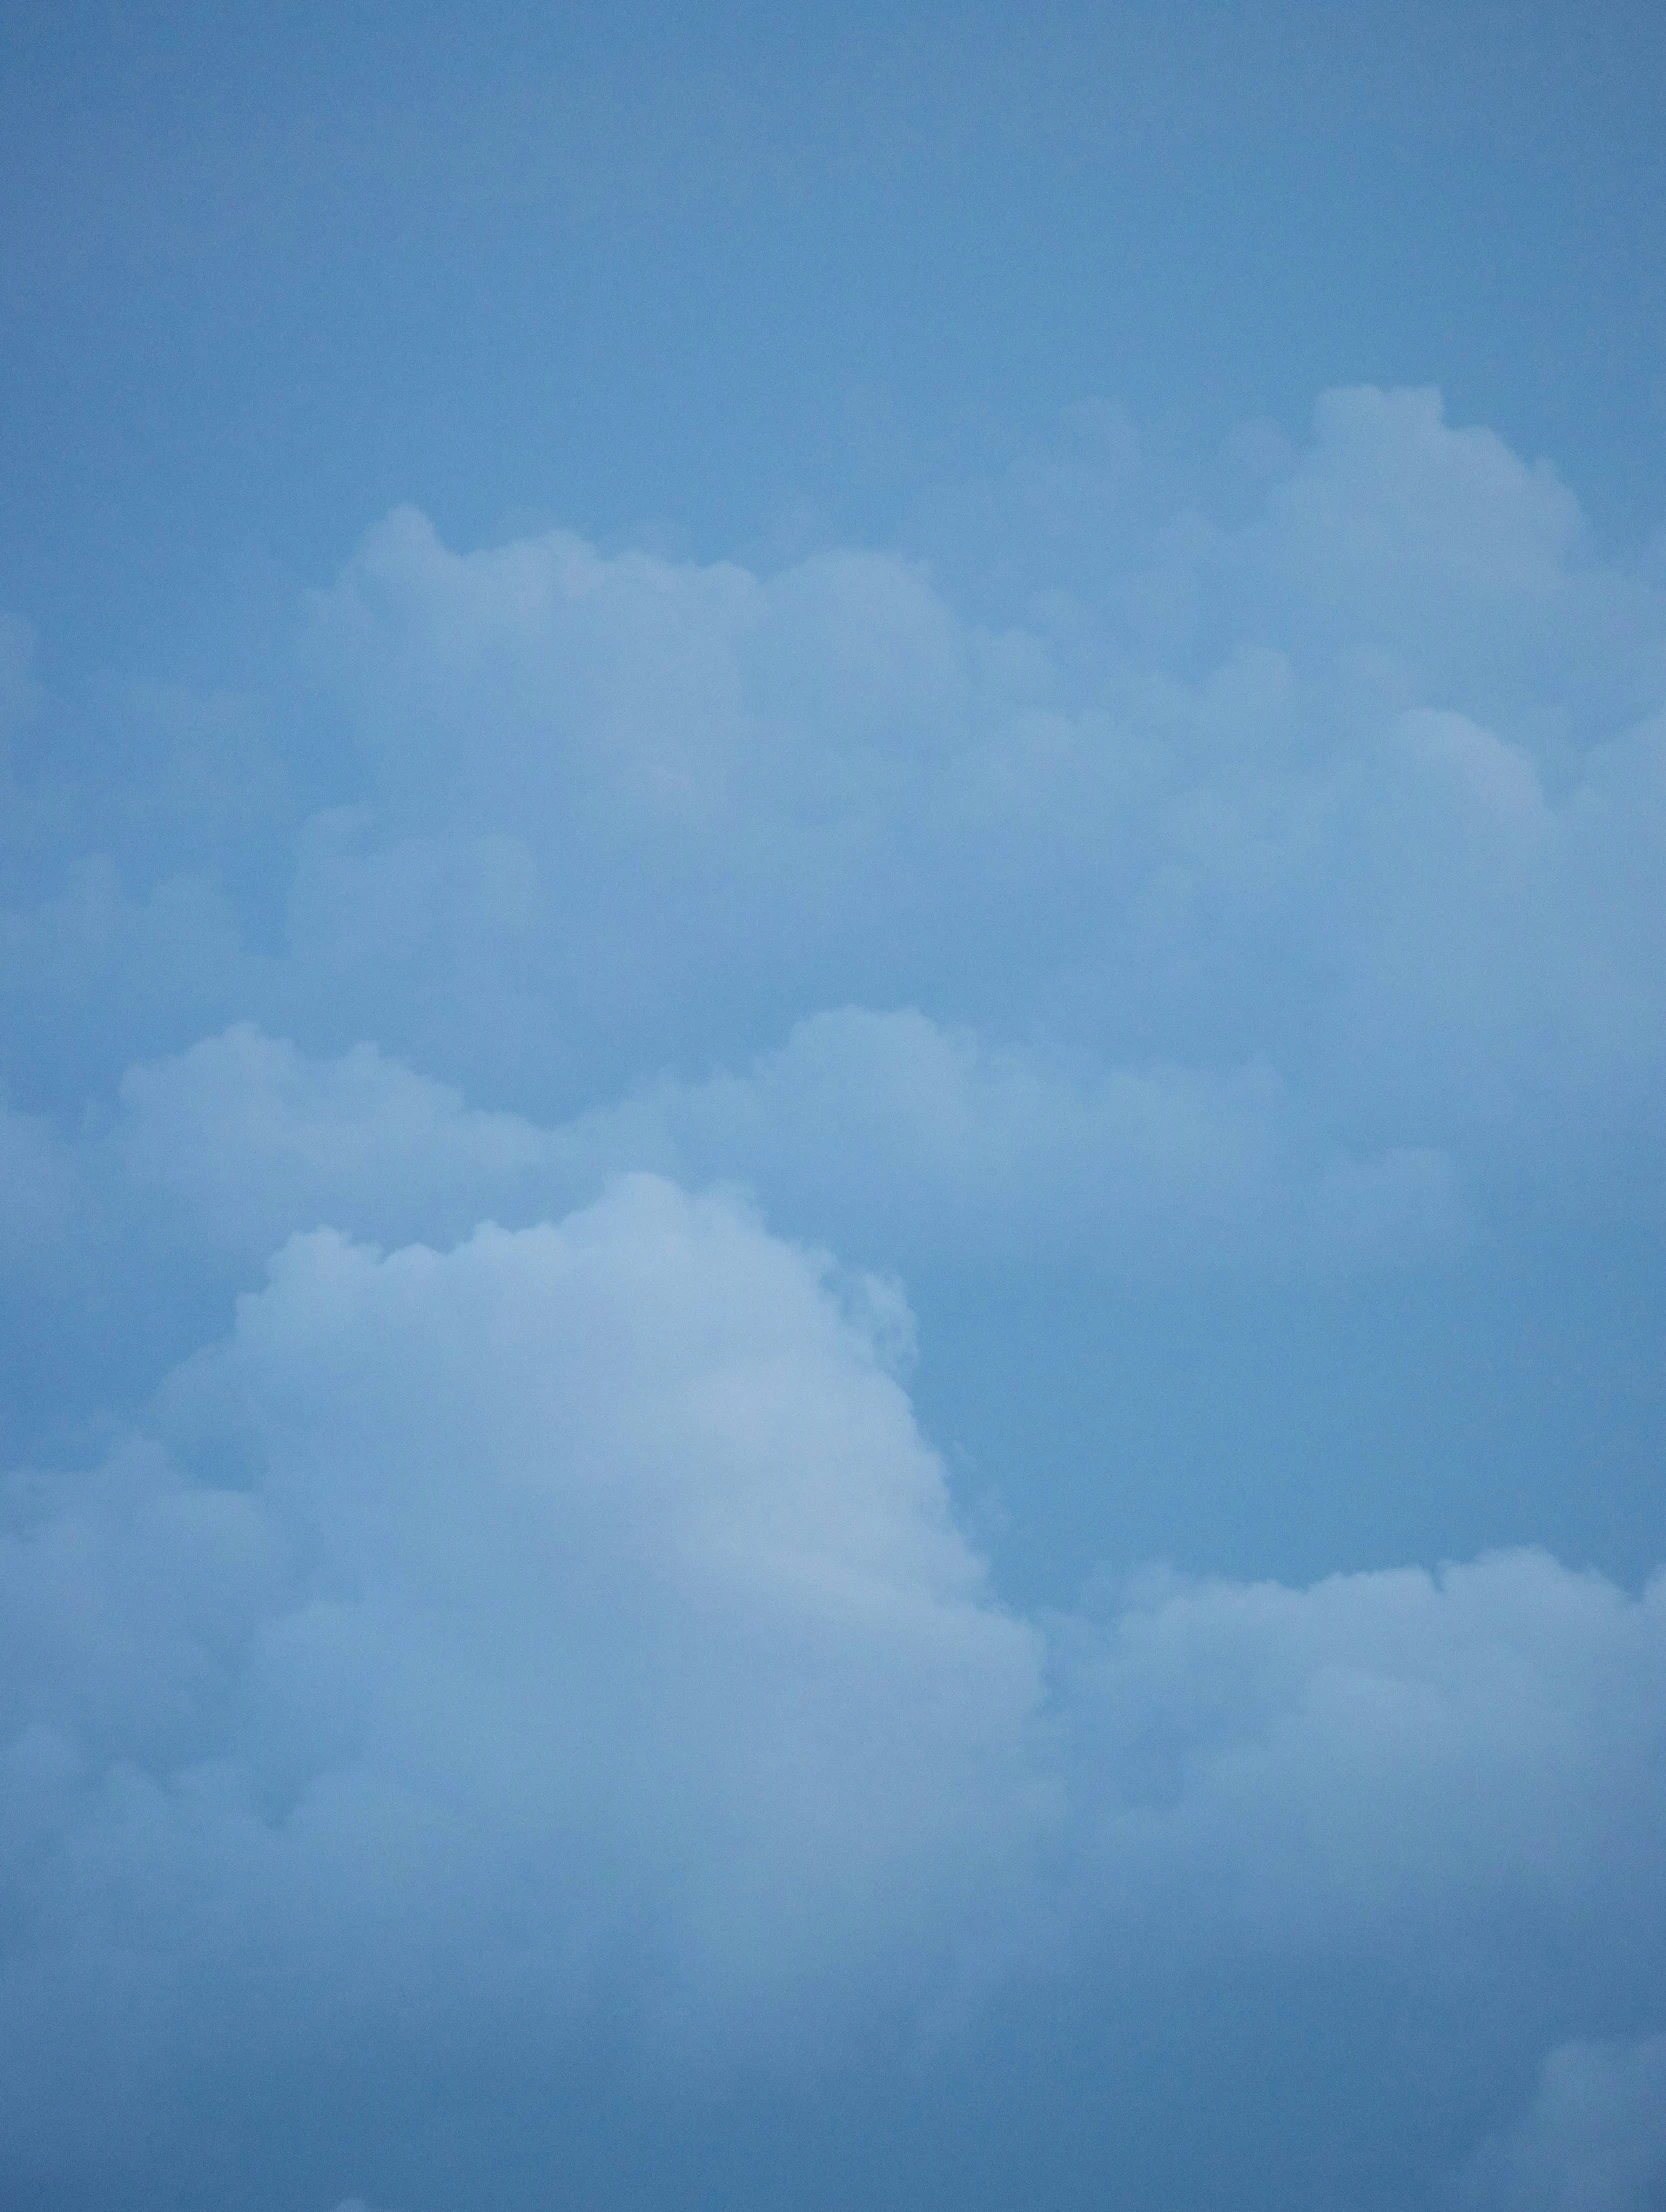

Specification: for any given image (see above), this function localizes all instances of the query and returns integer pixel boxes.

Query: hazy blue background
[6,0,1666,676]
[3,5,1665,2210]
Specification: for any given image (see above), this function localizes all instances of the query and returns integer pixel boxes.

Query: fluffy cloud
[4,1179,1666,2206]
[1056,1549,1666,1962]
[1211,389,1666,735]
[283,391,1666,1196]
[108,1014,1460,1279]
[3,388,1663,1203]
[111,1022,562,1264]
[1451,2034,1666,2211]
[3,386,1666,2206]
[0,1179,1047,2178]
[555,1006,1463,1272]
[0,1000,1462,1466]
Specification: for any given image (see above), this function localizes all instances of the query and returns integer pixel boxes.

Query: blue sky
[3,6,1666,2210]
[6,0,1666,671]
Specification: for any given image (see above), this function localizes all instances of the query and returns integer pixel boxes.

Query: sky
[2,4,1665,2208]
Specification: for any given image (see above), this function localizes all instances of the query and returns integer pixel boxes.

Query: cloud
[3,387,1664,1209]
[0,1179,1049,2191]
[106,1013,1462,1285]
[0,999,1461,1463]
[1055,1548,1666,1963]
[555,1006,1464,1274]
[279,393,1666,1192]
[1216,389,1665,729]
[1450,2033,1666,2211]
[2,386,1666,2204]
[111,1022,562,1264]
[4,1178,1666,2202]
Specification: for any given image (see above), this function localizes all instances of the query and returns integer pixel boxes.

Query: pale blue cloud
[2,9,1664,2198]
[1451,2034,1666,2212]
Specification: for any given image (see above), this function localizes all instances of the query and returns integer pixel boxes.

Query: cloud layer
[3,388,1665,2208]
[4,1180,1665,2206]
[1452,2034,1666,2212]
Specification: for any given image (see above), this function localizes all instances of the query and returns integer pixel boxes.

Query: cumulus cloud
[1450,2033,1666,2211]
[282,391,1666,1198]
[0,1183,1047,2160]
[1213,389,1666,732]
[111,1022,562,1264]
[3,387,1666,2206]
[2,1184,1664,2200]
[3,387,1663,1198]
[555,1007,1464,1273]
[1056,1549,1666,1960]
[0,996,1464,1465]
[105,1014,1461,1281]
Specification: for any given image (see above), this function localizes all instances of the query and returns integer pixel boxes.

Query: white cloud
[111,1021,560,1262]
[3,388,1666,2202]
[556,1006,1464,1273]
[279,395,1666,1194]
[1055,1549,1666,1961]
[0,1177,1049,2167]
[104,1014,1463,1287]
[1451,2033,1666,2211]
[3,1176,1665,2188]
[4,388,1663,1216]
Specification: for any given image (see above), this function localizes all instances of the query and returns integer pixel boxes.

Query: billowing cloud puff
[2,387,1663,1206]
[3,387,1666,2207]
[553,1006,1463,1272]
[109,1015,1460,1279]
[4,1181,1043,1988]
[111,1023,562,1264]
[0,1180,1045,2188]
[1057,1549,1666,1959]
[0,1005,1463,1464]
[1451,2033,1666,2211]
[1214,388,1661,717]
[283,392,1666,1198]
[5,1179,1666,2206]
